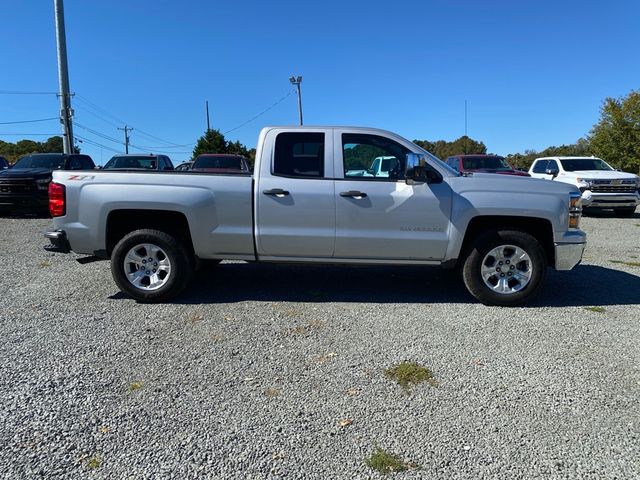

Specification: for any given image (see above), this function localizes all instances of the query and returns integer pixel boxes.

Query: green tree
[413,135,486,159]
[191,129,256,167]
[589,89,640,174]
[0,136,67,163]
[192,129,228,158]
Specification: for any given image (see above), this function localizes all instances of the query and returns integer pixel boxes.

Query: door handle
[340,190,368,199]
[263,188,290,197]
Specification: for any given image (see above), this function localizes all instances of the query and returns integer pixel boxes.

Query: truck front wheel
[462,230,546,306]
[111,229,194,302]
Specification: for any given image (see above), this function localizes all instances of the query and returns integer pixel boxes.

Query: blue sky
[1,0,639,164]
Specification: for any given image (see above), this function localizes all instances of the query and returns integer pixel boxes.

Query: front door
[334,131,452,260]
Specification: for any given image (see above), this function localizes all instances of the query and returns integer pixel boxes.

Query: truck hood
[559,170,639,180]
[450,172,577,196]
[0,168,52,180]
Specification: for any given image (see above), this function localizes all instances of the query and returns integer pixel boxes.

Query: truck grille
[0,181,38,193]
[590,185,637,194]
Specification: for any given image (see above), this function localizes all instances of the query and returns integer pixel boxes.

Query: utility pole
[289,76,303,125]
[205,100,211,131]
[464,99,468,154]
[54,0,74,154]
[118,125,132,154]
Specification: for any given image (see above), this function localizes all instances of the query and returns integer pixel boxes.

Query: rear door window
[273,132,325,178]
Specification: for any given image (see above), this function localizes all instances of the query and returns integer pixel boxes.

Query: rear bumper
[554,242,586,271]
[44,229,71,253]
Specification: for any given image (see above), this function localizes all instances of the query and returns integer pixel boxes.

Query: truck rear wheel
[462,230,546,306]
[111,229,194,302]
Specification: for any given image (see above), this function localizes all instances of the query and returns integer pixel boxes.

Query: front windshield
[560,158,613,172]
[462,156,510,170]
[104,156,158,169]
[13,154,64,169]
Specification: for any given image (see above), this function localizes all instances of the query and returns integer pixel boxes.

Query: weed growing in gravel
[585,306,606,313]
[609,260,640,267]
[86,456,101,469]
[129,381,144,391]
[385,362,437,390]
[365,448,418,474]
[264,387,280,398]
[185,310,204,324]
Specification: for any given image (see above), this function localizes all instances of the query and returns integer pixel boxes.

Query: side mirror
[406,153,442,185]
[545,167,559,178]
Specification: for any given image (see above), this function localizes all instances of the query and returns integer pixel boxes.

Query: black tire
[462,230,547,306]
[613,207,636,218]
[110,229,194,302]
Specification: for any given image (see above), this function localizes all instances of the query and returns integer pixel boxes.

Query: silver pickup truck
[45,126,586,306]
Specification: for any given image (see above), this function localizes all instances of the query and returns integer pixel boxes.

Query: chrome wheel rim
[480,244,532,295]
[123,243,171,291]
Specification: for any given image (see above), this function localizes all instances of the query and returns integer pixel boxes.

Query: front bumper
[554,242,586,271]
[580,191,640,208]
[44,229,71,253]
[0,192,49,210]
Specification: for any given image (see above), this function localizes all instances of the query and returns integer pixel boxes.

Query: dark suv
[0,156,10,170]
[0,153,95,214]
[445,154,530,177]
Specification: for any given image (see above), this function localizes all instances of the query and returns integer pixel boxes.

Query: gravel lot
[0,213,639,479]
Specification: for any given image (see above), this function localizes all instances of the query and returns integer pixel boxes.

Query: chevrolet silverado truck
[0,153,95,214]
[45,126,586,306]
[529,156,640,217]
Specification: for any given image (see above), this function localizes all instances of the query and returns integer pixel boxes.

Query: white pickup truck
[529,156,640,217]
[45,126,586,306]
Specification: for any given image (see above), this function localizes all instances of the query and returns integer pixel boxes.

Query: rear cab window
[273,132,326,178]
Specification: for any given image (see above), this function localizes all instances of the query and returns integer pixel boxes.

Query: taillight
[49,182,66,217]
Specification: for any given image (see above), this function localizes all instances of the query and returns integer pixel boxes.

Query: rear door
[334,130,452,260]
[255,129,335,258]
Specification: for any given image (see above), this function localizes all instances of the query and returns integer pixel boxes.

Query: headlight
[569,192,582,229]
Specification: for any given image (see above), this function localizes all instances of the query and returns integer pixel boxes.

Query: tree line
[2,90,638,173]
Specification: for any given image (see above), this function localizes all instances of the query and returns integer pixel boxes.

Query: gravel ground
[0,213,638,479]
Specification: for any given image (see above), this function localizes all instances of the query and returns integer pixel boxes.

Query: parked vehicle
[0,153,94,214]
[345,156,402,178]
[528,156,640,217]
[45,126,586,306]
[445,154,530,177]
[0,156,10,170]
[191,154,251,174]
[103,154,174,171]
[175,161,194,172]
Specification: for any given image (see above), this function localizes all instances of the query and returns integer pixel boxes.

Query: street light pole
[54,0,74,154]
[289,75,303,125]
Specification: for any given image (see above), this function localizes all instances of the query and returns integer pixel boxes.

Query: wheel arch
[457,216,555,267]
[105,209,194,258]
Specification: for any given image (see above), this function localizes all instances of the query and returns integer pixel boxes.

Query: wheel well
[459,216,555,267]
[106,209,194,257]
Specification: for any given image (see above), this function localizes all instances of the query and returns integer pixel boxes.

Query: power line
[0,132,61,136]
[74,121,123,144]
[75,94,128,125]
[74,103,122,128]
[224,90,293,135]
[0,90,58,95]
[0,117,59,125]
[74,134,122,154]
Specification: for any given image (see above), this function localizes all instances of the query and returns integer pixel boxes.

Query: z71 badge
[67,175,95,181]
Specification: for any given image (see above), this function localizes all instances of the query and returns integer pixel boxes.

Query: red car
[191,154,251,174]
[445,154,530,177]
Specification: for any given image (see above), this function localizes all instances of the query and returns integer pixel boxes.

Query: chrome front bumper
[581,191,640,208]
[555,242,586,271]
